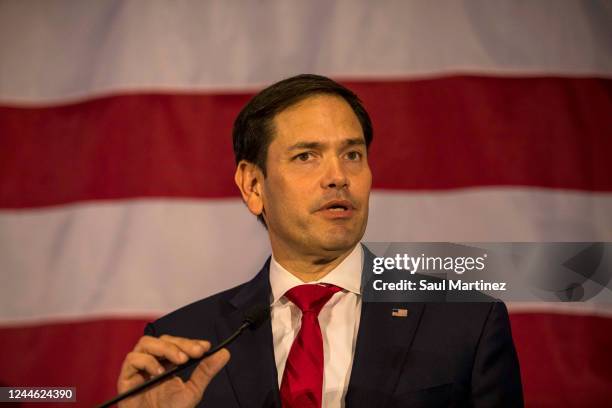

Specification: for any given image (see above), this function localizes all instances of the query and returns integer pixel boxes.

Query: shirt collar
[269,244,363,305]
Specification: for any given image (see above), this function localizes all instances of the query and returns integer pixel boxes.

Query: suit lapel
[216,259,281,408]
[345,246,426,408]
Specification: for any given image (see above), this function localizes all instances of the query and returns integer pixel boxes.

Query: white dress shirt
[269,244,363,408]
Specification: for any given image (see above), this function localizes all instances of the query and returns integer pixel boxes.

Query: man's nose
[321,157,349,190]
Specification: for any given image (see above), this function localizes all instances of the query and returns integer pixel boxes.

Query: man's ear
[234,160,264,217]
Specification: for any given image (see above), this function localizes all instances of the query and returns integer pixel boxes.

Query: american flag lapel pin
[392,308,409,317]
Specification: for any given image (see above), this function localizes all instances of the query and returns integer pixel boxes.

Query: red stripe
[509,313,612,407]
[1,76,611,208]
[0,313,610,407]
[0,319,151,407]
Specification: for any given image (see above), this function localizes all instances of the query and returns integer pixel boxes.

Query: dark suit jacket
[146,247,524,407]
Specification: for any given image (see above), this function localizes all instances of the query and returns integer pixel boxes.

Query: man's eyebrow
[287,141,323,151]
[343,138,366,147]
[287,138,365,151]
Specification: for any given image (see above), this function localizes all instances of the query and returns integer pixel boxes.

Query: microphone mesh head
[243,304,270,330]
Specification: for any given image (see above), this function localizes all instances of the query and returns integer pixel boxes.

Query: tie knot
[284,284,342,315]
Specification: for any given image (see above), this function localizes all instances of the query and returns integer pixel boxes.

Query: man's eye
[346,151,362,161]
[295,152,313,161]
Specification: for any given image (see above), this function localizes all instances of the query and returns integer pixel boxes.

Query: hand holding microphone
[101,305,269,408]
[115,335,229,408]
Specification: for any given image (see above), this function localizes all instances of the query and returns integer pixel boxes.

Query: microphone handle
[96,321,250,408]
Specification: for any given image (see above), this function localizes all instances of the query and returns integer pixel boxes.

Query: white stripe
[0,199,271,324]
[365,189,612,242]
[1,188,611,323]
[1,0,610,104]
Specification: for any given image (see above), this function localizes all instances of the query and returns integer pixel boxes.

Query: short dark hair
[232,74,374,225]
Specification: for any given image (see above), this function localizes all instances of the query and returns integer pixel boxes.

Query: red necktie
[280,284,342,408]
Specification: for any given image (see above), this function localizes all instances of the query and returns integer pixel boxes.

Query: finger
[121,351,166,379]
[117,371,146,394]
[159,335,212,359]
[133,336,197,365]
[188,348,231,394]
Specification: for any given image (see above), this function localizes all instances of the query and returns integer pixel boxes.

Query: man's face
[261,94,372,259]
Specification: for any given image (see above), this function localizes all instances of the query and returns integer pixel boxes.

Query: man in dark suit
[117,74,523,407]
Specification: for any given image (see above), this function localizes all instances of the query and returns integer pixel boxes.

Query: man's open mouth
[321,200,353,210]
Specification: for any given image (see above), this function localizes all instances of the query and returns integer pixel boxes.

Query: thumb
[188,348,231,393]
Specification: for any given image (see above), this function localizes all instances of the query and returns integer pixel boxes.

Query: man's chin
[317,231,361,254]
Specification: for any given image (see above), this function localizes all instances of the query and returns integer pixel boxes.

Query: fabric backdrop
[1,1,611,406]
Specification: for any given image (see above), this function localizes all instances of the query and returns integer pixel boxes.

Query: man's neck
[271,245,358,283]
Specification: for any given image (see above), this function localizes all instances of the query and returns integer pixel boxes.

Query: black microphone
[97,304,270,408]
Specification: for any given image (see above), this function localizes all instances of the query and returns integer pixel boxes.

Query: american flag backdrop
[0,1,611,406]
